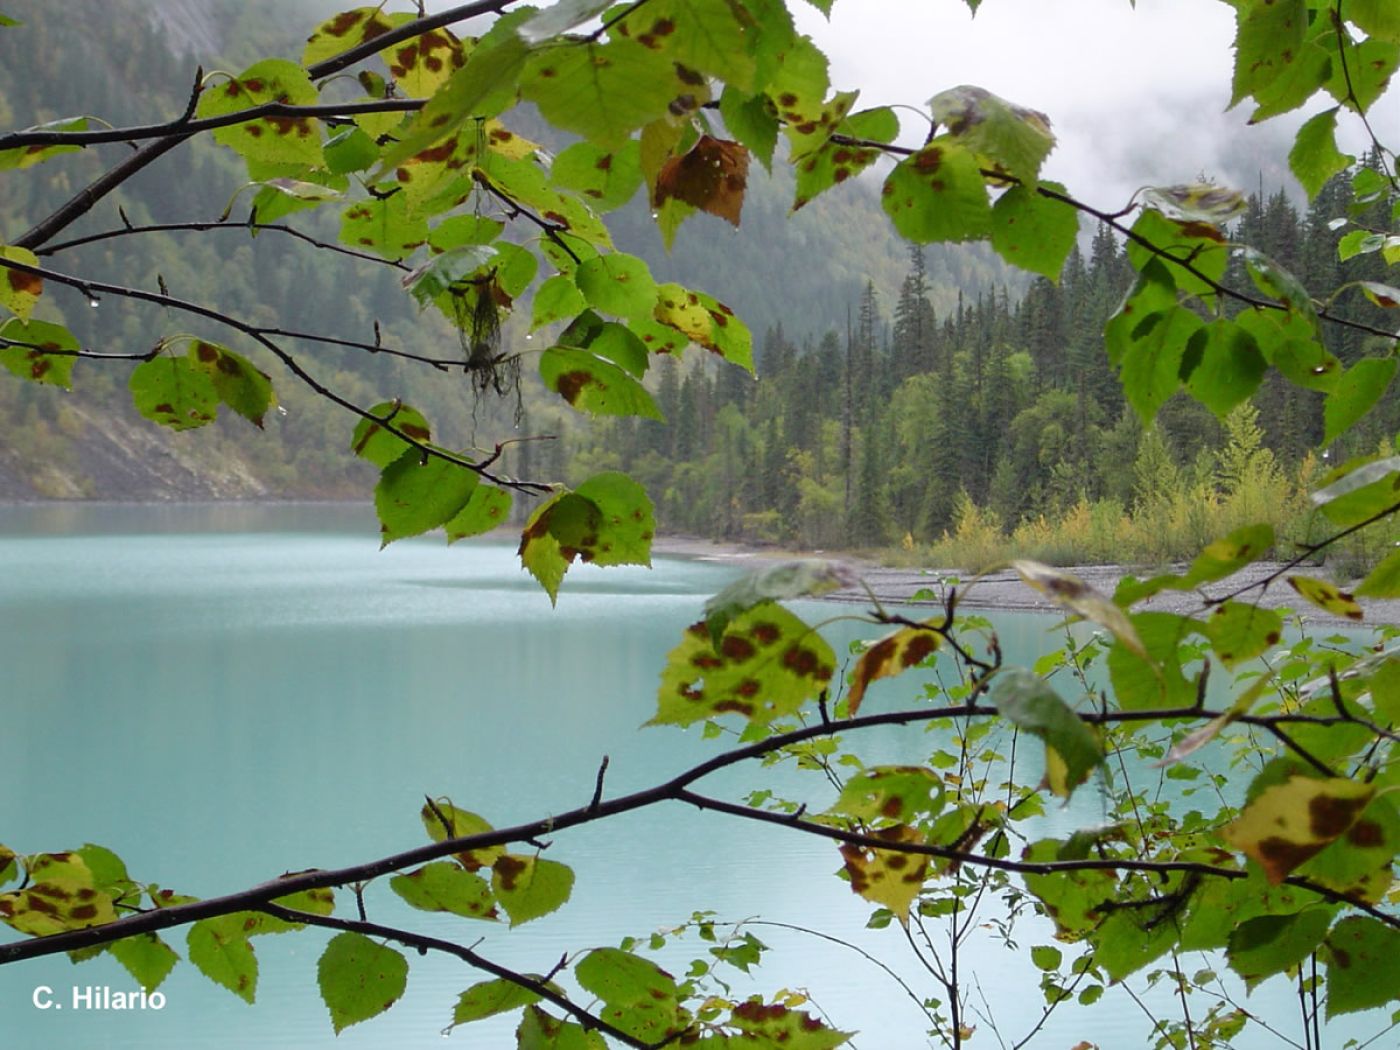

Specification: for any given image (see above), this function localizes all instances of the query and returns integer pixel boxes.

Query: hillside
[0,0,1009,502]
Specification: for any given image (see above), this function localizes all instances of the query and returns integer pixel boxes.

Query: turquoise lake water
[0,504,1389,1048]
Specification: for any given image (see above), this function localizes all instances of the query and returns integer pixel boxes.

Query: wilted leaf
[655,135,750,227]
[1140,183,1247,224]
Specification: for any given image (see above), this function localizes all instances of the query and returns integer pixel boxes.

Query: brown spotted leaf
[654,135,750,227]
[839,824,929,925]
[187,340,275,428]
[1201,601,1283,670]
[827,766,944,825]
[419,799,504,870]
[703,558,856,645]
[490,854,573,927]
[390,861,497,921]
[652,601,834,726]
[928,84,1055,185]
[187,914,259,1003]
[1222,775,1374,884]
[0,852,116,937]
[1012,560,1147,661]
[1287,576,1363,621]
[302,7,399,67]
[0,245,41,320]
[380,21,467,98]
[0,317,77,388]
[1324,916,1400,1015]
[846,622,941,717]
[195,59,324,169]
[129,356,219,431]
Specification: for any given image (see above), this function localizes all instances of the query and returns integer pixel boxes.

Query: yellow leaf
[846,622,941,716]
[1222,776,1374,884]
[839,825,928,924]
[1287,575,1363,621]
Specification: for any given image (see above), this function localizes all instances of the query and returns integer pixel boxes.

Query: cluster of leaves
[2,0,1400,1047]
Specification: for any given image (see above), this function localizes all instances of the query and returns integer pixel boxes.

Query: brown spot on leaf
[494,853,526,890]
[6,268,41,296]
[751,623,781,646]
[783,645,818,677]
[1309,792,1368,838]
[1348,820,1383,848]
[721,635,756,661]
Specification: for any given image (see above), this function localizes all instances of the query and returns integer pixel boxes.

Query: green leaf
[575,946,682,1042]
[0,317,77,387]
[0,245,42,319]
[1236,307,1339,391]
[520,39,678,149]
[1348,0,1400,42]
[196,59,323,169]
[187,915,258,1003]
[1313,454,1400,526]
[0,116,87,170]
[479,153,612,247]
[1106,612,1196,710]
[652,601,835,726]
[108,934,180,994]
[451,977,543,1026]
[317,931,408,1033]
[927,84,1055,184]
[1111,305,1205,424]
[446,484,513,542]
[702,558,855,644]
[575,252,658,317]
[1325,37,1400,111]
[324,126,380,174]
[187,340,275,427]
[573,471,655,566]
[375,448,479,547]
[532,274,587,330]
[419,800,505,870]
[1290,107,1352,199]
[991,669,1102,797]
[517,1005,608,1049]
[881,140,992,244]
[351,402,432,467]
[1228,910,1333,989]
[1179,319,1266,419]
[1126,208,1230,300]
[491,854,574,926]
[1224,775,1373,883]
[390,861,497,920]
[1230,0,1309,108]
[1325,917,1400,1016]
[827,766,944,825]
[1031,945,1062,972]
[1238,246,1315,319]
[1323,357,1397,445]
[720,86,780,171]
[540,346,663,419]
[340,193,429,261]
[1357,549,1400,599]
[401,245,497,307]
[989,182,1078,280]
[129,356,220,431]
[1201,601,1282,669]
[551,140,643,212]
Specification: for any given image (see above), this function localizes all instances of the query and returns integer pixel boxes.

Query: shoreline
[652,535,1400,630]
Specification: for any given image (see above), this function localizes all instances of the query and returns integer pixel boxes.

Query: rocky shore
[653,536,1400,629]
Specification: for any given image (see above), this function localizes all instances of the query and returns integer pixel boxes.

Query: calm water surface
[0,505,1386,1048]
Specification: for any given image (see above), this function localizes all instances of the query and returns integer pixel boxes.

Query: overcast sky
[789,0,1389,208]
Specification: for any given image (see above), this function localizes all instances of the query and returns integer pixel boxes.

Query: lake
[0,504,1386,1048]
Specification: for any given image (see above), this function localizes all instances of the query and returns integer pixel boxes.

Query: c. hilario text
[32,985,167,1010]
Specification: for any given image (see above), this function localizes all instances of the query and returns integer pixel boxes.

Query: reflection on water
[0,504,1383,1047]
